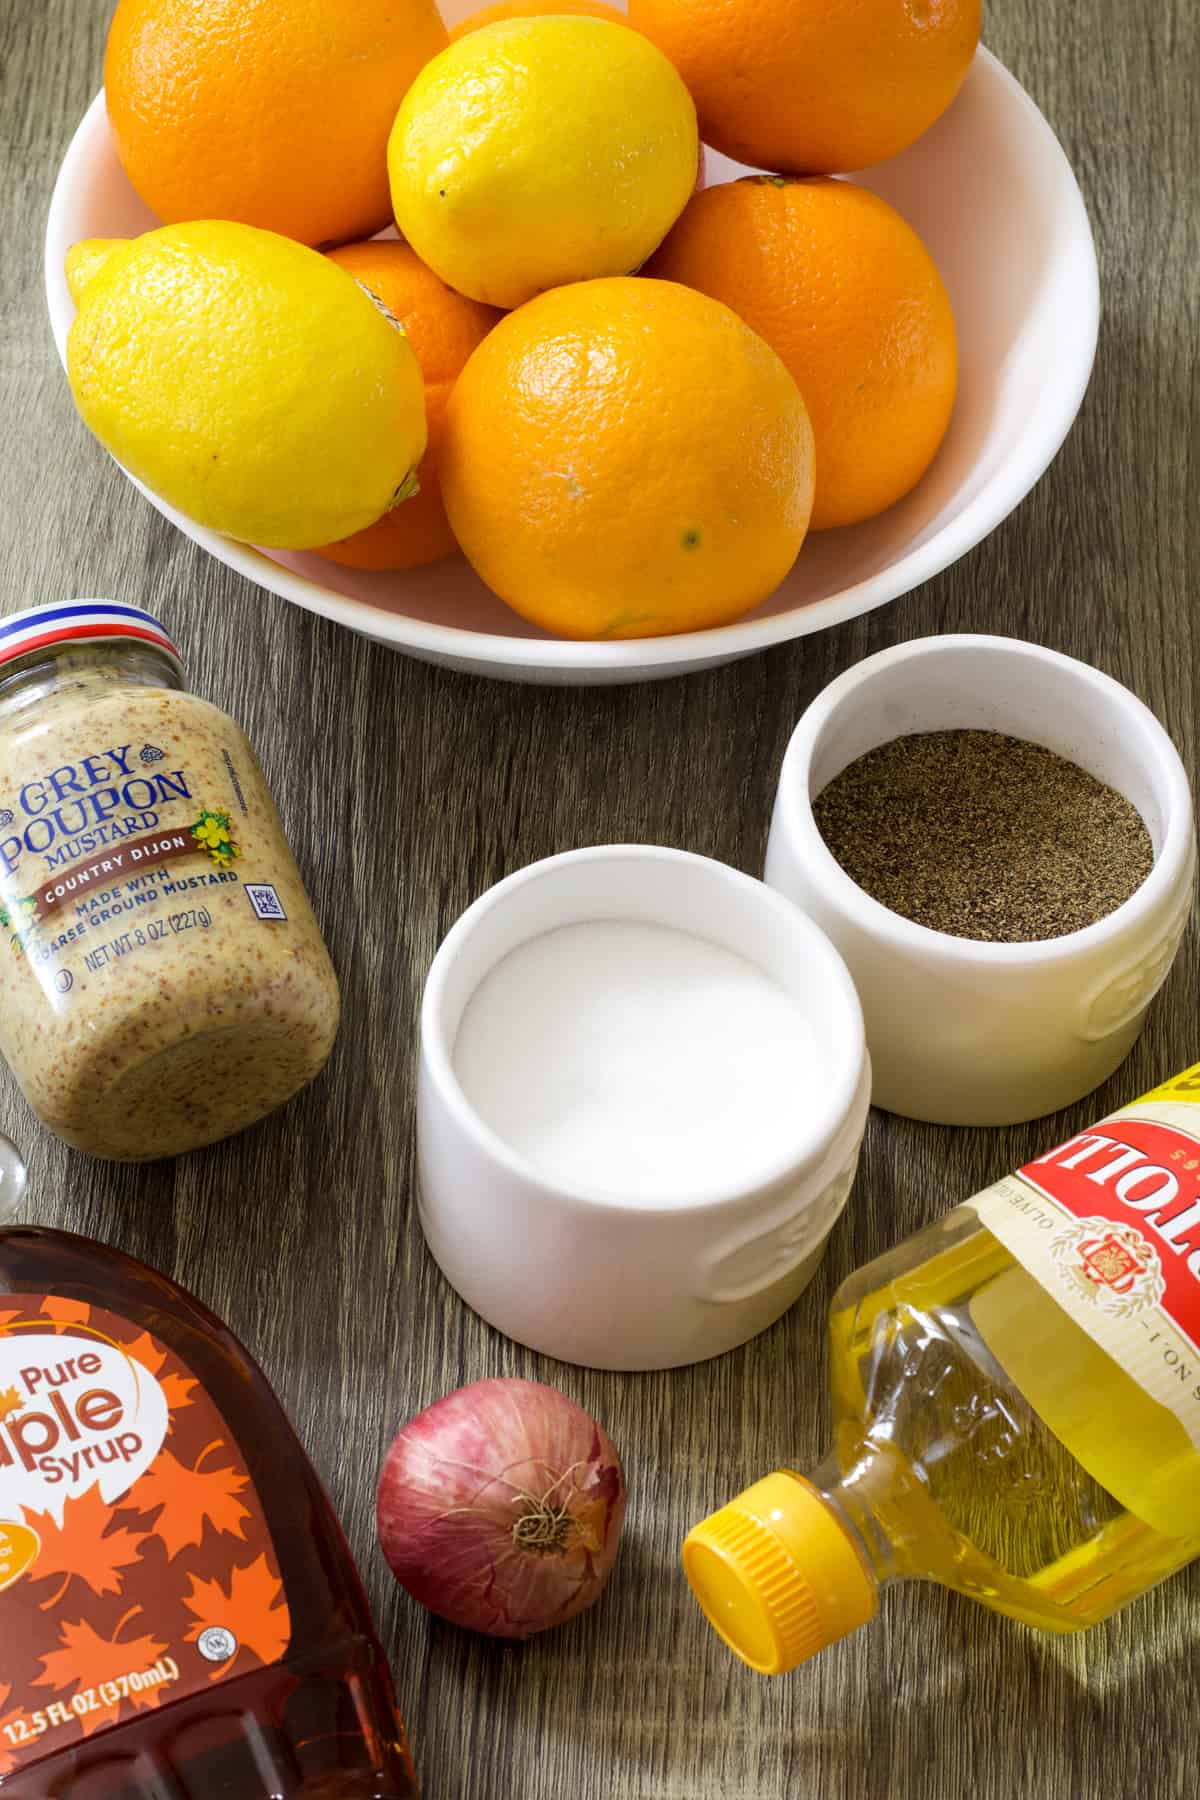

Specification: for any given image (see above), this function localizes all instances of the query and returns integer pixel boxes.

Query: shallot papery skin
[376,1378,627,1639]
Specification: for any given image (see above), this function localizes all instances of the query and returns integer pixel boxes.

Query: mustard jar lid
[0,600,183,675]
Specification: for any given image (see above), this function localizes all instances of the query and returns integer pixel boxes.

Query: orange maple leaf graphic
[34,1611,167,1738]
[161,1370,199,1412]
[0,1384,24,1423]
[40,1297,91,1334]
[129,1441,250,1560]
[0,1684,24,1779]
[117,1331,198,1419]
[23,1488,148,1610]
[120,1331,167,1375]
[183,1553,290,1678]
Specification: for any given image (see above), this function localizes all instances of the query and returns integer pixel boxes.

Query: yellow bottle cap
[682,1471,878,1674]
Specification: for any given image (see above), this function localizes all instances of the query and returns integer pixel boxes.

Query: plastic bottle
[0,1135,418,1797]
[683,1062,1200,1673]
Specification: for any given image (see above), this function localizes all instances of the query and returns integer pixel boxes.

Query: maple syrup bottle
[0,1170,419,1798]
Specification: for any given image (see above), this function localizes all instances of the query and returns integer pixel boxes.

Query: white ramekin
[417,847,870,1370]
[766,636,1196,1126]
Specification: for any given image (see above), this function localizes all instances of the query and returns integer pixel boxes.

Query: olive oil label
[969,1062,1200,1451]
[0,1296,291,1776]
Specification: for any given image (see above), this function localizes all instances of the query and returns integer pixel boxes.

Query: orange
[449,1,627,40]
[646,177,957,530]
[627,0,980,174]
[104,0,448,248]
[313,243,502,570]
[441,277,814,639]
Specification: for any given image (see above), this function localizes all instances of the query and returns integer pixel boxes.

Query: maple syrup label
[0,1295,292,1778]
[968,1061,1200,1451]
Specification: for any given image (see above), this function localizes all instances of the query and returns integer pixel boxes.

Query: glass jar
[0,599,340,1159]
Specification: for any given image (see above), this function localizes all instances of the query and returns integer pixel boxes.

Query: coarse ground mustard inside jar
[0,599,340,1159]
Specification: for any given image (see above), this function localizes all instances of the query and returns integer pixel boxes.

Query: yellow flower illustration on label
[0,895,40,958]
[190,810,241,870]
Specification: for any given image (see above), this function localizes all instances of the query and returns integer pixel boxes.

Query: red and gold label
[0,1296,291,1777]
[968,1062,1200,1450]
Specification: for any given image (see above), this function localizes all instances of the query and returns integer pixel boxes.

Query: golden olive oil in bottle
[684,1064,1200,1671]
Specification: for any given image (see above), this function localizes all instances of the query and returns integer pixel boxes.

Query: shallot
[376,1378,627,1639]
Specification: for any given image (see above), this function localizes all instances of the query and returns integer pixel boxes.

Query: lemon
[387,17,699,309]
[65,221,427,550]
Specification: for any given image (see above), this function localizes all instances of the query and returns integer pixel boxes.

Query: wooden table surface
[3,2,1198,1796]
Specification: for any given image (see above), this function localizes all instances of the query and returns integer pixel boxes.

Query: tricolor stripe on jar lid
[0,600,184,675]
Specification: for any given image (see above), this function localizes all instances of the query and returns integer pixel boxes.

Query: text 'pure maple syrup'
[0,1222,419,1798]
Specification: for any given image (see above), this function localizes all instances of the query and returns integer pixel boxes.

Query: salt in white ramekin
[418,846,870,1370]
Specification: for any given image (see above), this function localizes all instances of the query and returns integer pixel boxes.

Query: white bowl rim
[44,48,1100,677]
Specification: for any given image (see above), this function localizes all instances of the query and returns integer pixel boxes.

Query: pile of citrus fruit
[67,0,979,641]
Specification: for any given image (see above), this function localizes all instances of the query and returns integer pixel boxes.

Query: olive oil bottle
[683,1064,1200,1672]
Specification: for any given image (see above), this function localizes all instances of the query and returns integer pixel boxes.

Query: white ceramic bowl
[418,847,871,1369]
[44,14,1099,685]
[765,637,1196,1127]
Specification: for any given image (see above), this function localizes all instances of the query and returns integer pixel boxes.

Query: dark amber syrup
[0,1228,418,1799]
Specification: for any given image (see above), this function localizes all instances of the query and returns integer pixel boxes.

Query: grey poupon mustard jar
[0,600,339,1159]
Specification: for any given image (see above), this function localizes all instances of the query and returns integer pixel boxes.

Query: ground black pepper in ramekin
[812,729,1154,943]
